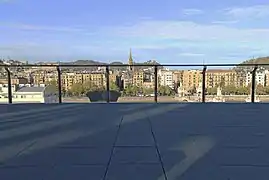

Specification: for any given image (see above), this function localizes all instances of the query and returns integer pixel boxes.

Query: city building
[245,68,267,87]
[182,70,202,91]
[206,69,239,88]
[172,70,183,85]
[265,71,269,86]
[0,77,28,85]
[132,70,144,87]
[158,69,173,88]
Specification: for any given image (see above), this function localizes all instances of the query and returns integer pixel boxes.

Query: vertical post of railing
[56,66,62,103]
[106,65,110,103]
[202,66,207,103]
[154,65,158,103]
[251,65,258,103]
[5,67,12,104]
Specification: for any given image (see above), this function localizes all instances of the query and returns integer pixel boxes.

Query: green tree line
[122,85,175,96]
[207,84,269,95]
[46,80,176,97]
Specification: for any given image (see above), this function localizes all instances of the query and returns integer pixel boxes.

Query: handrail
[0,63,269,67]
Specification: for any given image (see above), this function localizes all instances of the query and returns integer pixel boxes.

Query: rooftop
[16,86,45,93]
[0,103,269,180]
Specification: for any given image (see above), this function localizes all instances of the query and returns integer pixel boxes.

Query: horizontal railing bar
[0,63,269,68]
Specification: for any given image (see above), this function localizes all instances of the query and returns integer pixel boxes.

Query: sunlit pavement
[1,103,269,180]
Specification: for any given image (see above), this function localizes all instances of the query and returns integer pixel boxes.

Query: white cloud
[224,5,269,19]
[211,20,238,24]
[178,53,205,57]
[108,20,269,42]
[0,23,86,32]
[182,9,204,16]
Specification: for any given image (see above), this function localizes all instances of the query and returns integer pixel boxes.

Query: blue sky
[0,0,269,64]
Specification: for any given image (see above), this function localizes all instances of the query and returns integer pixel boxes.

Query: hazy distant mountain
[57,59,162,71]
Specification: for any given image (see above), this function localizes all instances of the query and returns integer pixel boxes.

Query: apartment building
[172,70,183,85]
[245,69,267,87]
[32,71,117,91]
[31,72,57,85]
[206,69,239,88]
[182,70,202,91]
[132,70,144,87]
[0,77,28,85]
[158,69,173,88]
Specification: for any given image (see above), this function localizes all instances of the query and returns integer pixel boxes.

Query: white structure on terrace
[0,84,58,103]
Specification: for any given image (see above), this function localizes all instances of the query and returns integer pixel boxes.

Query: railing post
[106,65,110,103]
[202,66,207,103]
[154,65,158,103]
[56,66,62,103]
[251,65,258,103]
[5,67,12,104]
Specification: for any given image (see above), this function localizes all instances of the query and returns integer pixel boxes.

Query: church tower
[128,49,134,71]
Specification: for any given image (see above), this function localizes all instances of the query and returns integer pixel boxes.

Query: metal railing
[0,63,266,104]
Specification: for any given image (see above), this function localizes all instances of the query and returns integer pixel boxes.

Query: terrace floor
[1,103,269,180]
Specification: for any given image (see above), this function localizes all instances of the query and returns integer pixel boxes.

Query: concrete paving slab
[59,128,118,148]
[116,120,155,146]
[105,164,165,180]
[112,147,159,164]
[212,146,269,166]
[45,165,106,180]
[0,166,52,180]
[6,147,112,166]
[221,165,269,180]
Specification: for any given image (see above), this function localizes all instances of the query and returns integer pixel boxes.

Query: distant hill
[236,56,269,72]
[58,59,162,71]
[240,56,269,65]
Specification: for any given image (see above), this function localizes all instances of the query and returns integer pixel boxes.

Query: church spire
[128,48,134,71]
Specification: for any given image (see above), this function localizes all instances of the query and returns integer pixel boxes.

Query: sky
[0,0,269,64]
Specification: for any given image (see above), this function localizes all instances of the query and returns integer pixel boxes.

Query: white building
[245,69,267,87]
[0,84,58,103]
[158,69,173,88]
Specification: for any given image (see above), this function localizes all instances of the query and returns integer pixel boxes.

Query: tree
[256,84,266,95]
[264,86,269,95]
[83,81,99,92]
[70,82,85,96]
[222,85,237,95]
[158,86,174,96]
[142,87,154,95]
[123,85,138,96]
[207,87,217,95]
[188,86,197,95]
[236,86,249,95]
[219,77,225,88]
[109,81,120,91]
[45,79,58,87]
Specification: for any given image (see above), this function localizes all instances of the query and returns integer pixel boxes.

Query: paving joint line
[146,114,168,180]
[102,116,124,180]
[4,140,37,165]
